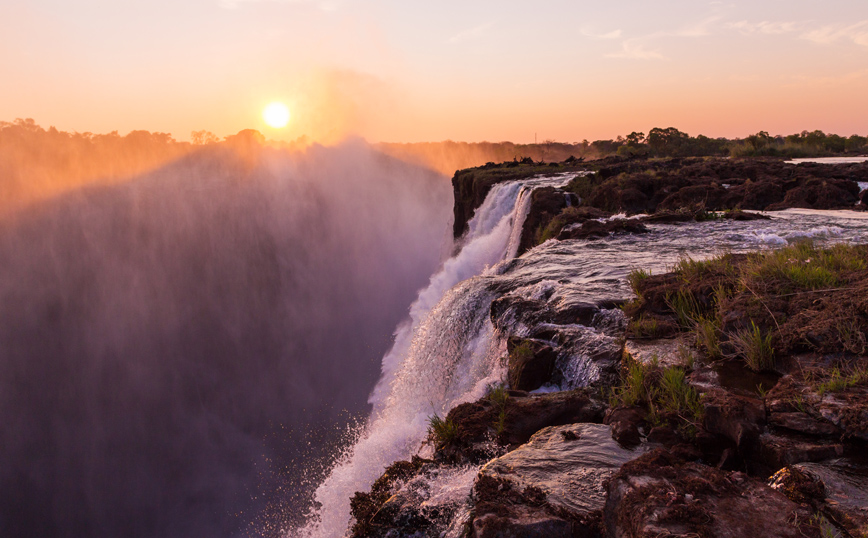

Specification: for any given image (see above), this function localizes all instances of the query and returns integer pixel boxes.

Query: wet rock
[766,368,868,442]
[770,459,868,537]
[351,463,480,538]
[518,187,569,255]
[474,423,647,537]
[701,387,766,458]
[548,300,602,327]
[759,432,844,469]
[768,178,860,210]
[721,208,770,220]
[624,336,691,369]
[438,389,605,463]
[548,323,625,390]
[656,184,728,212]
[769,411,841,437]
[639,210,697,224]
[604,407,645,447]
[814,389,868,442]
[490,296,603,336]
[604,448,823,538]
[503,391,606,446]
[558,218,648,240]
[472,509,575,538]
[349,457,432,537]
[506,337,556,391]
[645,426,682,446]
[739,178,785,209]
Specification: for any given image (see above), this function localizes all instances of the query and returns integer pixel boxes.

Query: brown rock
[604,448,823,538]
[769,412,841,437]
[770,460,868,537]
[475,424,647,538]
[506,338,556,392]
[759,433,844,469]
[702,388,766,457]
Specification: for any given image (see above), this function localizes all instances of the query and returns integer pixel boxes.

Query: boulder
[437,389,606,463]
[473,423,648,537]
[558,219,648,240]
[604,407,645,447]
[769,411,841,437]
[604,448,823,538]
[770,459,868,537]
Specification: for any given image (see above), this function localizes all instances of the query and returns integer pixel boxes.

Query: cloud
[447,22,494,44]
[605,39,666,60]
[728,19,868,47]
[802,21,868,47]
[595,15,721,61]
[675,16,723,37]
[580,27,622,40]
[785,68,868,89]
[728,20,802,35]
[219,0,339,11]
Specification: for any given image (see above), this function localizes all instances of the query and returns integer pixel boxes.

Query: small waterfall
[300,175,567,537]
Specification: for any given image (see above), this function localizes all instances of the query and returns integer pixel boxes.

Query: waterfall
[299,175,568,537]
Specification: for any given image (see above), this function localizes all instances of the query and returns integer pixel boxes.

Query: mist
[0,136,453,537]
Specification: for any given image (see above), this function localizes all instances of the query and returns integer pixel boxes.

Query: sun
[263,102,290,128]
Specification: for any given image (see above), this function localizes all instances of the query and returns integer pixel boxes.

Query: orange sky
[2,0,867,143]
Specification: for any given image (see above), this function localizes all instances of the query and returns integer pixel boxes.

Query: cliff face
[350,242,868,538]
[349,159,868,538]
[452,156,868,257]
[450,160,587,239]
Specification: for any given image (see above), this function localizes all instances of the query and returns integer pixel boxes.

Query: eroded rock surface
[604,449,824,538]
[473,424,648,537]
[771,459,868,537]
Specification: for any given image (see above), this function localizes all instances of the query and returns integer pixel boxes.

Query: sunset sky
[2,0,867,143]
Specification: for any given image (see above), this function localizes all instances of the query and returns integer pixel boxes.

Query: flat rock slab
[480,423,647,514]
[760,432,845,468]
[624,336,691,369]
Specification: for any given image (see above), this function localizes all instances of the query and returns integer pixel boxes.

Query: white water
[786,156,868,165]
[299,174,570,537]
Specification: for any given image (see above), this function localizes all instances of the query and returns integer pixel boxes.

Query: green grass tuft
[629,314,664,338]
[666,289,703,329]
[487,384,510,435]
[427,413,458,448]
[731,321,775,371]
[693,316,722,360]
[815,365,868,395]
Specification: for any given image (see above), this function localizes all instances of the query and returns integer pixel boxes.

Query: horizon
[3,1,867,143]
[4,117,867,146]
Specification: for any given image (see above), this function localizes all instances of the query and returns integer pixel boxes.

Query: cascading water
[300,168,868,536]
[300,174,571,537]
